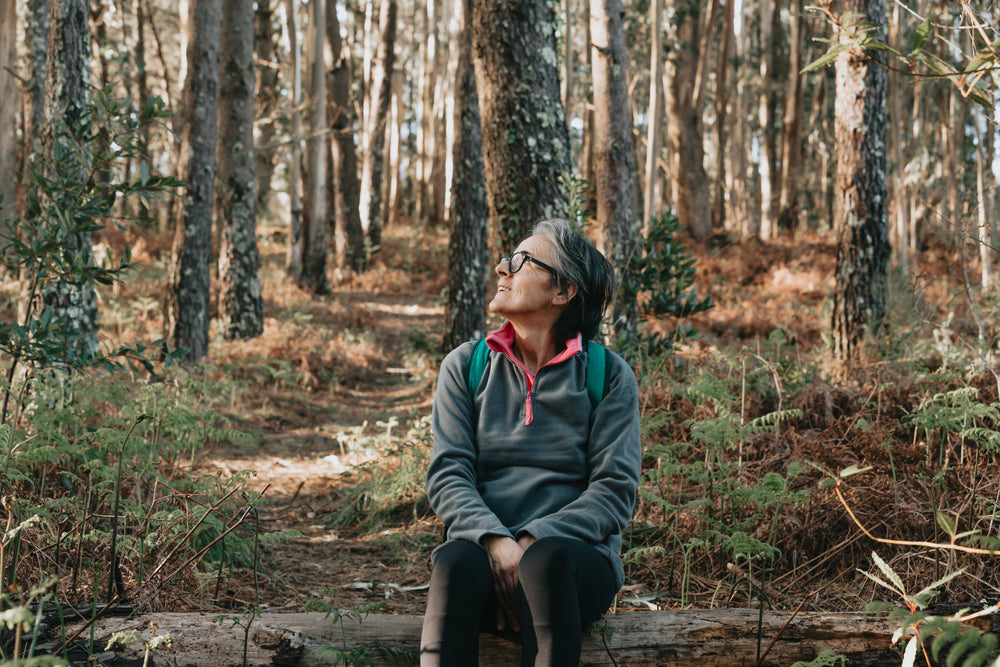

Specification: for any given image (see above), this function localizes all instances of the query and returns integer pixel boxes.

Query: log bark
[56,609,902,666]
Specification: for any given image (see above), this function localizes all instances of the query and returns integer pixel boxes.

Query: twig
[834,481,1000,555]
[55,593,120,656]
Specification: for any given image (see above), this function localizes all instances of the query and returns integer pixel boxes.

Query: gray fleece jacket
[426,326,642,588]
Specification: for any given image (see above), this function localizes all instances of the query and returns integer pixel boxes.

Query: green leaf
[840,465,873,478]
[871,551,907,597]
[802,44,844,73]
[911,18,932,55]
[936,512,957,537]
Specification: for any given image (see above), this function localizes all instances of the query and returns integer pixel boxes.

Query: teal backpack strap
[466,338,490,397]
[585,340,607,408]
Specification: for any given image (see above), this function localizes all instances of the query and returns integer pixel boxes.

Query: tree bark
[300,0,329,294]
[442,0,487,352]
[285,0,303,279]
[470,0,571,256]
[777,0,804,232]
[326,0,366,274]
[414,0,446,227]
[64,609,903,666]
[831,0,891,362]
[254,0,282,216]
[642,0,663,229]
[0,0,15,231]
[217,0,264,340]
[590,0,639,341]
[357,0,396,256]
[711,0,733,231]
[757,0,778,240]
[663,0,712,242]
[166,0,222,361]
[41,0,98,358]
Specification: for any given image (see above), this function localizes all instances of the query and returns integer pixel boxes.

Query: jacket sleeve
[518,353,641,544]
[425,344,512,545]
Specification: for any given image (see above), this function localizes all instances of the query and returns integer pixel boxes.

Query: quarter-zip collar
[485,321,583,425]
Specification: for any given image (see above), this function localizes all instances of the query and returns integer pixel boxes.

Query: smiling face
[488,235,571,327]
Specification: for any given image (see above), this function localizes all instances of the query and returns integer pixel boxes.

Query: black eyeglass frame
[499,251,559,278]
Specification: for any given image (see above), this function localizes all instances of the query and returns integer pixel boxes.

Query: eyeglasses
[499,251,559,278]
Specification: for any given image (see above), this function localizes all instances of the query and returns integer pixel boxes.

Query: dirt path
[201,279,446,616]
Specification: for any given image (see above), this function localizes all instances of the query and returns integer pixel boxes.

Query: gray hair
[531,218,615,342]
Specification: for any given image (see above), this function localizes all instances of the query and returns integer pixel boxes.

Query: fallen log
[51,608,902,666]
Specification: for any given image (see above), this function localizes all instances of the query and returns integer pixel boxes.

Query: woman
[420,218,642,666]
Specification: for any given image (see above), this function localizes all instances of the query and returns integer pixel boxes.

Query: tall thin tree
[254,0,282,215]
[217,0,264,339]
[328,0,367,273]
[300,0,329,293]
[663,0,712,241]
[0,0,15,229]
[166,0,222,360]
[442,0,487,351]
[643,0,664,229]
[831,0,890,361]
[358,0,397,254]
[42,0,98,356]
[285,0,303,278]
[591,0,640,339]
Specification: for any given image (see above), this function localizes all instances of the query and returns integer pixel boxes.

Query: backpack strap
[585,340,607,409]
[466,338,491,397]
[466,337,608,407]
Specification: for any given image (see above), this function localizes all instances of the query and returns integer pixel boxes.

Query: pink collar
[485,321,582,378]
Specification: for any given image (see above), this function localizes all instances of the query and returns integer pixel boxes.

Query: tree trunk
[711,0,733,231]
[134,0,151,224]
[22,0,49,207]
[64,609,904,666]
[642,0,663,229]
[470,0,571,256]
[777,0,804,232]
[590,0,639,341]
[385,69,404,230]
[166,0,222,361]
[358,0,397,254]
[285,0,303,279]
[442,0,487,352]
[0,0,15,231]
[561,0,574,113]
[580,6,597,218]
[217,0,264,340]
[831,0,890,362]
[254,0,281,217]
[41,0,98,357]
[663,0,712,241]
[300,0,329,294]
[757,0,778,240]
[413,0,436,226]
[326,0,366,274]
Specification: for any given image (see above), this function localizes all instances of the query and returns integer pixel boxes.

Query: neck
[507,321,561,374]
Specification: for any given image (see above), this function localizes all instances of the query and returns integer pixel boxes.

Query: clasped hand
[482,534,537,632]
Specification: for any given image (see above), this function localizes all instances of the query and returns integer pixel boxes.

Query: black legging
[420,536,618,666]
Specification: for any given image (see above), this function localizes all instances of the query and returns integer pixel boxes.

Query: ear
[552,282,578,306]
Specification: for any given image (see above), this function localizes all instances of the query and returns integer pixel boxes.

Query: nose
[495,257,511,276]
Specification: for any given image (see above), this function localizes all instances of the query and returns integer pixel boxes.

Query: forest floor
[103,221,984,619]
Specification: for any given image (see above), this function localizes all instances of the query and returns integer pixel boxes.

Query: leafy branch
[804,0,999,115]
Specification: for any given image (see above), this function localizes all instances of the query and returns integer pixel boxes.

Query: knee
[518,537,576,586]
[431,540,491,588]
